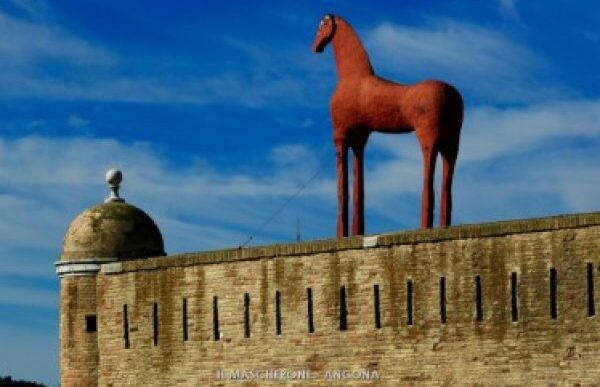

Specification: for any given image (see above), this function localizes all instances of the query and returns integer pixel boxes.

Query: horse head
[312,14,336,53]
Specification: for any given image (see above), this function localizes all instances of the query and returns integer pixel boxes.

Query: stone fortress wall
[87,212,600,386]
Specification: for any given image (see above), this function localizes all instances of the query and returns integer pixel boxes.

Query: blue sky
[0,0,598,385]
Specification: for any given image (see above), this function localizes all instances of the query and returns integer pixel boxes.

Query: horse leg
[351,141,366,236]
[440,146,458,227]
[335,140,349,238]
[419,144,438,228]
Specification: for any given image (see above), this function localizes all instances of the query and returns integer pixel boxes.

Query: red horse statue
[313,14,463,237]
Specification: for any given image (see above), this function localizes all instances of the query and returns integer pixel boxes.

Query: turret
[55,169,165,387]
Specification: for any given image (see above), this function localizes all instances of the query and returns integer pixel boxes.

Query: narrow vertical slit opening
[307,288,314,333]
[275,290,282,335]
[213,296,220,341]
[123,304,129,349]
[85,315,97,333]
[182,298,188,341]
[511,272,518,322]
[407,280,414,326]
[475,275,483,321]
[244,293,250,338]
[440,277,446,324]
[340,285,347,331]
[153,302,158,346]
[550,267,557,319]
[587,263,595,317]
[373,284,381,329]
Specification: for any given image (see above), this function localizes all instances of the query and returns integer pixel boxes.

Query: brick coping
[104,211,599,274]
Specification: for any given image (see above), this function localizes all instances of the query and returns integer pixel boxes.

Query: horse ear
[323,14,336,30]
[320,14,334,29]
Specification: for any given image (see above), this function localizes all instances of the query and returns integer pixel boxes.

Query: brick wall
[95,212,600,386]
[60,275,99,387]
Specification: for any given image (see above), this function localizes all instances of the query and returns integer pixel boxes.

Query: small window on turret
[85,315,97,333]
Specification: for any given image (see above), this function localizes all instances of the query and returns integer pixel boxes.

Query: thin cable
[239,156,330,248]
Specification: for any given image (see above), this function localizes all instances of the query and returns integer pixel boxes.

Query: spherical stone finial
[106,168,122,185]
[105,168,125,203]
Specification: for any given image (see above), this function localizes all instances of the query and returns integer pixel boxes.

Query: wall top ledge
[108,211,600,274]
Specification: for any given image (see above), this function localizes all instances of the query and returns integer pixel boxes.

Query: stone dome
[60,169,165,262]
[60,201,165,262]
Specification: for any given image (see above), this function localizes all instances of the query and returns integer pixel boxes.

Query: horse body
[313,15,463,237]
[333,77,461,136]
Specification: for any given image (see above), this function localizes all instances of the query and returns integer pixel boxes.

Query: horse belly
[361,95,411,133]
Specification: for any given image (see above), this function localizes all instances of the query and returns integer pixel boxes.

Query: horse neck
[331,18,374,80]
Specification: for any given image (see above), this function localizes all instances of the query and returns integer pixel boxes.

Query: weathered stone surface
[61,201,165,261]
[62,212,600,386]
[60,275,99,387]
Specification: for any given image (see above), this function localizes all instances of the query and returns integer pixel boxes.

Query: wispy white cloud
[363,19,570,103]
[7,0,50,20]
[267,143,324,182]
[29,119,45,128]
[459,99,600,162]
[498,0,519,18]
[0,284,56,309]
[67,114,89,128]
[366,98,600,223]
[1,98,598,278]
[0,6,330,107]
[302,118,314,128]
[0,8,114,68]
[0,4,576,107]
[0,135,335,279]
